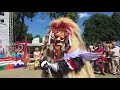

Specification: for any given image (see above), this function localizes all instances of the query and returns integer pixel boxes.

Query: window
[0,12,4,16]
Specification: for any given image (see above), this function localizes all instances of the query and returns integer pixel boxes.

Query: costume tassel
[48,31,52,45]
[69,34,72,46]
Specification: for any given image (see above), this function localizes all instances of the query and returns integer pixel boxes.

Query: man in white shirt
[110,41,120,75]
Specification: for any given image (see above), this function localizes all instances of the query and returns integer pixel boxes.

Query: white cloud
[78,12,90,19]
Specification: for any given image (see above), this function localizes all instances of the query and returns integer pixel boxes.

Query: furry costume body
[41,17,96,78]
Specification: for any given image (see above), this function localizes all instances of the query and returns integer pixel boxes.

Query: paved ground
[0,68,120,78]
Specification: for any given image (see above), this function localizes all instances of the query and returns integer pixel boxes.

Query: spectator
[106,43,113,73]
[34,47,41,70]
[99,52,107,75]
[94,44,105,75]
[103,43,108,52]
[94,44,104,54]
[92,44,97,53]
[110,41,120,75]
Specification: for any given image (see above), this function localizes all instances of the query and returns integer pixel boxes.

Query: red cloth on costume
[68,58,76,70]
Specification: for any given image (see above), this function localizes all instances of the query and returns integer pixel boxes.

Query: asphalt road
[0,68,120,78]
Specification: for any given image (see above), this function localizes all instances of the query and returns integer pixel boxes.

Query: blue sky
[24,12,113,37]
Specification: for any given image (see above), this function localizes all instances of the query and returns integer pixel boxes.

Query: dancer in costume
[40,17,102,78]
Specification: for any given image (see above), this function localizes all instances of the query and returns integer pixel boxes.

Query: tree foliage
[13,12,79,42]
[13,12,28,42]
[14,12,37,41]
[82,13,120,43]
[26,33,33,42]
[13,12,37,42]
[111,12,120,40]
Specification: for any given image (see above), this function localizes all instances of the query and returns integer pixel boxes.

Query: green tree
[82,13,114,43]
[26,33,33,42]
[111,12,120,40]
[14,12,37,41]
[13,12,28,42]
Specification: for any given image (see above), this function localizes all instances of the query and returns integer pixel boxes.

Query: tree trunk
[16,12,25,41]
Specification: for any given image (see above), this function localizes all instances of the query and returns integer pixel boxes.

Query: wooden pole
[24,35,27,61]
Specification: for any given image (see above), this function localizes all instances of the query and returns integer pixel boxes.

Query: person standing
[106,43,112,73]
[94,44,104,54]
[94,44,105,75]
[110,41,120,75]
